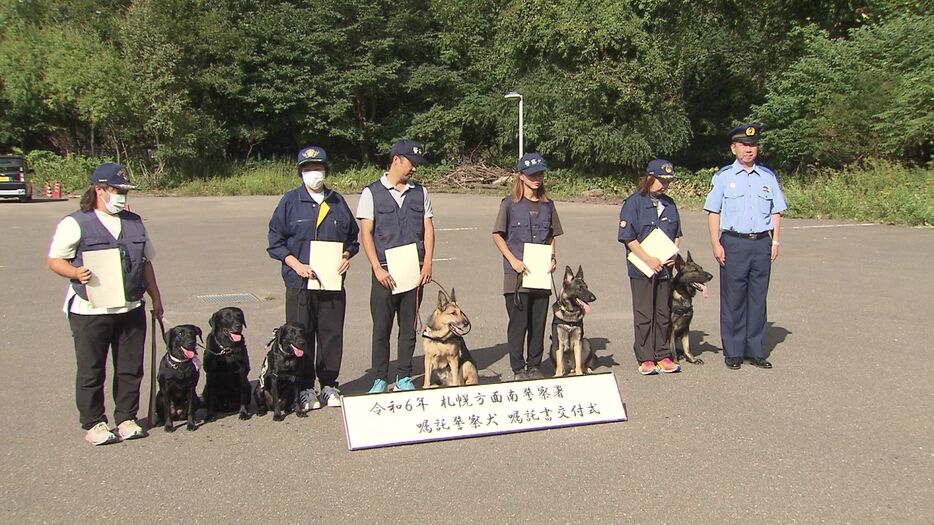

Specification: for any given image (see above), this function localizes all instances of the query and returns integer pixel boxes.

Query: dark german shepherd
[421,289,478,388]
[549,266,597,376]
[670,252,714,364]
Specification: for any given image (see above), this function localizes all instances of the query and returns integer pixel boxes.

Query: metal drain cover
[195,293,261,305]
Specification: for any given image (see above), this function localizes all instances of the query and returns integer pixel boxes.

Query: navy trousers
[285,288,346,389]
[719,234,772,360]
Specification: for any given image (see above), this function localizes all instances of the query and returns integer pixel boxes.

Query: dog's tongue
[695,283,709,298]
[182,347,195,359]
[291,344,304,358]
[229,332,242,342]
[576,298,593,315]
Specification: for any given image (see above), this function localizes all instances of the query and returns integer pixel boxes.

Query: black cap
[390,140,427,165]
[297,146,328,166]
[646,159,675,179]
[728,123,762,144]
[90,163,135,190]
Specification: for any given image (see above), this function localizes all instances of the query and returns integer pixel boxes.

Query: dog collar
[165,353,196,370]
[207,333,234,355]
[421,327,453,342]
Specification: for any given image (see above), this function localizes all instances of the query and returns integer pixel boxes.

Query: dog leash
[147,311,167,429]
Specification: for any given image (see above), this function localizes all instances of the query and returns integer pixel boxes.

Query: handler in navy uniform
[356,140,435,393]
[267,146,360,410]
[704,123,787,369]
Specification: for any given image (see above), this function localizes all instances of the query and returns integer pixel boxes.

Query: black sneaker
[526,367,543,379]
[512,369,529,381]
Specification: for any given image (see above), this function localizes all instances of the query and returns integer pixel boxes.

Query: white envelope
[385,243,421,295]
[522,243,553,290]
[307,241,344,291]
[626,228,679,278]
[82,248,127,308]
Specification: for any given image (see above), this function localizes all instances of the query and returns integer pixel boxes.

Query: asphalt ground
[1,193,932,524]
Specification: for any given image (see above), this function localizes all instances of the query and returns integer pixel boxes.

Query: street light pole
[504,91,524,160]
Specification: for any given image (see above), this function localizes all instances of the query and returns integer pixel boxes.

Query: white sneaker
[322,386,342,408]
[116,420,146,441]
[299,389,322,411]
[85,422,118,446]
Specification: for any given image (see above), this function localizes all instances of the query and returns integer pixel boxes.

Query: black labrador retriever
[155,324,202,432]
[202,307,252,421]
[254,324,308,421]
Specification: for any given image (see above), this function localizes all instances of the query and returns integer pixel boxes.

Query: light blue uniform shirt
[704,160,788,234]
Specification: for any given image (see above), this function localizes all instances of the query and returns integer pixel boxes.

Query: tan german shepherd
[421,289,479,388]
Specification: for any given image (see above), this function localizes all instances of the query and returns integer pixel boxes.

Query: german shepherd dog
[549,266,597,376]
[421,289,478,388]
[202,307,252,421]
[670,251,714,364]
[254,324,308,421]
[155,324,202,432]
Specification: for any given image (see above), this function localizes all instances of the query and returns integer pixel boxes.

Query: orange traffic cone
[44,182,51,198]
[52,181,62,199]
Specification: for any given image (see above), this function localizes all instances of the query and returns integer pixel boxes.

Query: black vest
[369,181,425,266]
[69,210,147,302]
[503,198,554,274]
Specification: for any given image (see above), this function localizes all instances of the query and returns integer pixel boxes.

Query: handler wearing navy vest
[618,159,683,375]
[356,140,435,393]
[267,146,360,409]
[492,152,563,380]
[47,163,163,446]
[704,123,787,370]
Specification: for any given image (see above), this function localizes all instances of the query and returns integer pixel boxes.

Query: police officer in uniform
[356,140,435,393]
[704,123,787,369]
[47,163,163,445]
[618,159,682,375]
[267,146,360,410]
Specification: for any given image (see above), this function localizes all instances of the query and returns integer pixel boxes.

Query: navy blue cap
[646,159,675,178]
[297,145,328,166]
[729,123,762,144]
[91,163,135,190]
[517,152,547,175]
[390,140,427,165]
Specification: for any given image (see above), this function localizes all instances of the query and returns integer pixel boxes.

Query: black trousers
[370,273,419,382]
[629,277,674,363]
[504,292,550,373]
[285,287,346,389]
[67,306,146,430]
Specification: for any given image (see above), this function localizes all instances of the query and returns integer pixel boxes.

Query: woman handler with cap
[704,123,787,370]
[618,159,682,375]
[267,146,360,409]
[492,152,563,380]
[47,163,163,445]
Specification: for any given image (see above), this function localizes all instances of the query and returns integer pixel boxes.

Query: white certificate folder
[521,243,553,290]
[627,228,679,278]
[307,241,344,291]
[82,248,127,308]
[385,243,421,295]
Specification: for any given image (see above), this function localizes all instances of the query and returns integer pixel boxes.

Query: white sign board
[341,372,627,450]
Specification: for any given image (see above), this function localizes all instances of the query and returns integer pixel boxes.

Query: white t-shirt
[48,210,155,315]
[355,174,433,220]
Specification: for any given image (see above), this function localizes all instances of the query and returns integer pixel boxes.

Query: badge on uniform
[619,220,627,228]
[762,186,771,193]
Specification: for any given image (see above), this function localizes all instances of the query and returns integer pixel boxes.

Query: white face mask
[104,192,127,214]
[302,170,326,191]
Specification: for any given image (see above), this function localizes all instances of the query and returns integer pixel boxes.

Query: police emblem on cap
[663,163,673,174]
[745,126,756,137]
[412,146,422,155]
[303,148,319,158]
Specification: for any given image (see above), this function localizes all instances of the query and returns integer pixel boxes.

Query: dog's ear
[576,265,584,280]
[675,253,685,271]
[209,311,217,329]
[194,325,203,343]
[449,288,457,303]
[164,327,174,346]
[437,290,449,309]
[564,266,574,284]
[686,250,694,263]
[234,307,246,328]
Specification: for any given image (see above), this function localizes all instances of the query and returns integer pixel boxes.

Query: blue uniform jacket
[267,185,360,289]
[618,191,682,280]
[703,160,788,234]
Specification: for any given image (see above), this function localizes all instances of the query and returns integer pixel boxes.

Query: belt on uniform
[722,230,771,240]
